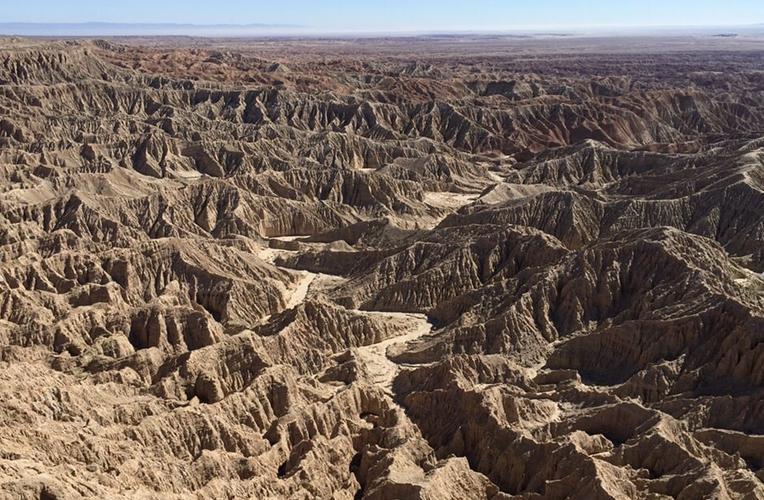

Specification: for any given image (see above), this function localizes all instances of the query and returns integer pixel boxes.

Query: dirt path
[355,311,431,394]
[284,271,317,309]
[259,237,433,396]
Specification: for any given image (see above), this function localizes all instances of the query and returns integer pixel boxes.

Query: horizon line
[0,21,762,34]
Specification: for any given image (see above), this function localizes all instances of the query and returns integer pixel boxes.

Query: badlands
[1,34,764,498]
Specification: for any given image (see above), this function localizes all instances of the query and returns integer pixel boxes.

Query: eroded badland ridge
[1,35,764,498]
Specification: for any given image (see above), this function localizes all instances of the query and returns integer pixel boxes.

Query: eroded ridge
[1,36,764,499]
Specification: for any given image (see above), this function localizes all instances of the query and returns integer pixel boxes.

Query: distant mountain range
[0,21,762,38]
[0,22,303,37]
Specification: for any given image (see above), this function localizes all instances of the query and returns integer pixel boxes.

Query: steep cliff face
[1,37,763,499]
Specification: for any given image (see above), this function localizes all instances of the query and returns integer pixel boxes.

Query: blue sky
[1,0,763,31]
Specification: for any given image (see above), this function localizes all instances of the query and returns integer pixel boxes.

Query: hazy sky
[1,0,763,32]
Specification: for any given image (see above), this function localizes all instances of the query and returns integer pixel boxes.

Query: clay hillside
[1,35,764,499]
